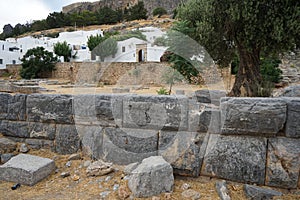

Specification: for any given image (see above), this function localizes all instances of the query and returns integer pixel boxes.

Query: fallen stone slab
[86,160,114,177]
[128,156,174,198]
[0,154,55,186]
[244,184,282,200]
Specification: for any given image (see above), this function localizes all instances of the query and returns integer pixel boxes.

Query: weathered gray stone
[0,93,10,119]
[7,94,27,121]
[216,180,231,200]
[95,94,123,127]
[123,95,188,131]
[181,189,201,200]
[25,139,54,150]
[128,156,174,198]
[0,154,55,186]
[244,184,282,200]
[68,153,81,161]
[77,125,103,159]
[3,121,29,138]
[283,98,300,138]
[198,106,221,134]
[55,125,80,154]
[1,153,15,164]
[19,143,29,153]
[158,131,208,177]
[27,94,74,124]
[0,137,17,154]
[278,85,300,97]
[202,135,267,185]
[221,98,286,136]
[86,160,114,177]
[112,87,130,93]
[266,137,300,188]
[194,90,226,105]
[124,162,139,175]
[28,122,56,140]
[73,94,97,125]
[101,128,158,165]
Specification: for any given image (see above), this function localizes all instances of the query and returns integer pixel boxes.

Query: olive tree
[177,0,300,96]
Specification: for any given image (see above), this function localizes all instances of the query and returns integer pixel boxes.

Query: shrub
[156,87,169,95]
[153,7,168,17]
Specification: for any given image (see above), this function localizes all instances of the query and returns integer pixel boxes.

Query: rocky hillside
[62,0,186,15]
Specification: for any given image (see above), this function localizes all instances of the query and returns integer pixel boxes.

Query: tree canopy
[176,0,300,96]
[54,41,72,62]
[20,47,58,79]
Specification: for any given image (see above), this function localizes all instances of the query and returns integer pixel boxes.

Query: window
[0,59,3,64]
[122,46,125,52]
[2,45,4,50]
[12,60,16,64]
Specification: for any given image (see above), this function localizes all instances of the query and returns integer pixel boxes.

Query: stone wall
[0,92,299,189]
[53,62,171,85]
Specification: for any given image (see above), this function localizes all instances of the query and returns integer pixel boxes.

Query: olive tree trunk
[229,45,261,97]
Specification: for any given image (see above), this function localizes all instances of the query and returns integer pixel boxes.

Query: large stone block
[76,125,103,159]
[0,154,55,186]
[198,105,221,134]
[28,122,56,140]
[283,98,300,138]
[101,128,158,165]
[95,94,123,127]
[158,131,209,177]
[55,125,80,154]
[201,135,267,185]
[27,94,74,124]
[7,94,27,121]
[193,89,226,105]
[266,137,300,189]
[0,93,10,120]
[128,156,174,198]
[25,139,54,150]
[244,184,282,200]
[122,95,188,131]
[2,121,29,138]
[221,98,286,136]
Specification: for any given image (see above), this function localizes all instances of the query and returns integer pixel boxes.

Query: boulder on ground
[244,184,282,200]
[0,154,55,186]
[127,156,174,198]
[86,160,114,177]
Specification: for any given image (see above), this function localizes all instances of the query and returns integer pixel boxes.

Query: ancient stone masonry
[0,92,299,189]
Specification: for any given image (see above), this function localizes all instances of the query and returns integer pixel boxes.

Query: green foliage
[124,1,147,21]
[176,0,300,96]
[92,37,118,61]
[156,87,169,95]
[44,32,59,38]
[166,21,199,83]
[112,30,146,41]
[87,34,106,51]
[20,47,57,79]
[153,36,167,46]
[54,41,72,62]
[96,7,120,25]
[260,57,282,83]
[153,7,168,17]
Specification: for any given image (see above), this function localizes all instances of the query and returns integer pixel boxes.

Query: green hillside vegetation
[0,1,148,40]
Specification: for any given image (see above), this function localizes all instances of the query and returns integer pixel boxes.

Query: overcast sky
[0,0,97,32]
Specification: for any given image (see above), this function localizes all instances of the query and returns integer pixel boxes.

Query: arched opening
[138,49,145,62]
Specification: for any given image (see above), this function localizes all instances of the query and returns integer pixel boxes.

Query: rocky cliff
[62,0,186,15]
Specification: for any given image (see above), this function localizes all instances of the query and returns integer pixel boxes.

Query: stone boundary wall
[6,62,171,85]
[0,92,299,189]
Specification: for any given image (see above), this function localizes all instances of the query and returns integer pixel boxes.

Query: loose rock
[0,137,17,154]
[181,189,201,200]
[60,172,70,178]
[128,156,174,198]
[118,185,130,200]
[244,184,282,200]
[181,183,191,190]
[86,160,114,177]
[216,180,231,200]
[19,143,29,153]
[68,153,81,161]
